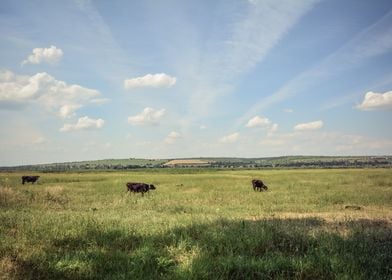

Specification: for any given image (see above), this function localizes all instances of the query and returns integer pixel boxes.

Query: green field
[1,169,391,279]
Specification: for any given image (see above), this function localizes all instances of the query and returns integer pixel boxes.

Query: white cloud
[356,91,392,111]
[0,70,14,82]
[246,116,278,136]
[127,107,166,125]
[58,104,82,118]
[165,131,181,144]
[245,116,271,128]
[220,132,240,144]
[124,73,176,90]
[294,120,324,131]
[0,70,104,116]
[60,116,104,132]
[22,45,63,65]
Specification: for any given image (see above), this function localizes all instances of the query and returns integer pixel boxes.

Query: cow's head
[149,184,156,190]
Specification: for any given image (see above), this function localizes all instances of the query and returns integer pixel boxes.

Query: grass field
[1,169,391,279]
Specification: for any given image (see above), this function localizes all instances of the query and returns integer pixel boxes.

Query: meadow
[0,168,391,279]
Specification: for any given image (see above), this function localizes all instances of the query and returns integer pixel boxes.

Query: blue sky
[1,0,392,165]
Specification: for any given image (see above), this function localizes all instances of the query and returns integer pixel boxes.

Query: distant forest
[1,156,391,172]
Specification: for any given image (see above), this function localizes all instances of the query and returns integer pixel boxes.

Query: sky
[1,0,392,166]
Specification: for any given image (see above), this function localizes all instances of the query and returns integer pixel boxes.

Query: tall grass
[0,169,391,279]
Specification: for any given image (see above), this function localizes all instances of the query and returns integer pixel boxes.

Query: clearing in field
[163,159,211,167]
[0,168,391,279]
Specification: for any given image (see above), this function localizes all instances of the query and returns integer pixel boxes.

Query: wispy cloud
[219,132,240,144]
[165,131,181,144]
[356,90,392,111]
[209,0,319,81]
[21,45,63,66]
[237,10,392,125]
[180,0,318,123]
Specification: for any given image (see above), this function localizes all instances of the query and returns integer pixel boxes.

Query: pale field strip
[163,159,211,166]
[247,208,392,223]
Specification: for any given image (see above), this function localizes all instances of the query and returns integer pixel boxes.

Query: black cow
[22,176,40,185]
[252,179,268,191]
[126,182,156,196]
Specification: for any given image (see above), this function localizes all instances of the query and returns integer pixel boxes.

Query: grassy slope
[1,169,391,279]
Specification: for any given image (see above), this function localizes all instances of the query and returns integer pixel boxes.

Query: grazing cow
[126,182,156,196]
[22,175,40,185]
[252,179,268,191]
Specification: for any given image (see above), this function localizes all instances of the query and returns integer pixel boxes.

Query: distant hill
[163,159,210,167]
[1,156,391,172]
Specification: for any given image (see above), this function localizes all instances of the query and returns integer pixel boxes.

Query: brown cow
[22,176,40,185]
[126,182,156,196]
[252,179,268,191]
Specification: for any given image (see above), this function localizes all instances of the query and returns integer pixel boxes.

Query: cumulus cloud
[294,120,323,131]
[165,131,181,144]
[245,116,271,128]
[22,45,63,65]
[124,73,176,90]
[127,107,166,125]
[0,70,104,116]
[246,116,278,136]
[356,91,392,111]
[58,104,82,118]
[60,116,104,132]
[220,132,240,143]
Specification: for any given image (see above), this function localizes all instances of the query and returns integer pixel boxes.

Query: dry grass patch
[44,185,69,207]
[0,187,22,207]
[0,256,18,280]
[183,187,200,194]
